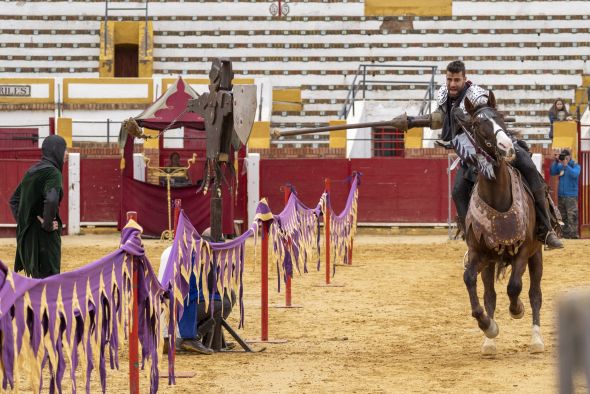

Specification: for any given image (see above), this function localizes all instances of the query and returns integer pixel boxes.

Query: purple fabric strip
[0,225,166,394]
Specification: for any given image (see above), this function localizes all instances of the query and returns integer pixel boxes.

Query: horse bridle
[471,106,506,161]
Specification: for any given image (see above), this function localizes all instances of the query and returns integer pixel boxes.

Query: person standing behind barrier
[9,135,68,278]
[548,99,573,139]
[550,149,581,239]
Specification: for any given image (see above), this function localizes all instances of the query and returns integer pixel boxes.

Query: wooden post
[126,211,140,394]
[49,117,55,136]
[261,220,269,341]
[284,186,292,307]
[325,178,331,285]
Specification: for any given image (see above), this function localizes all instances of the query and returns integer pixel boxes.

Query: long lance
[272,113,442,138]
[271,113,515,138]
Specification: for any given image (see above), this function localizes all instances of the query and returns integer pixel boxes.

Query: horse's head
[462,91,515,162]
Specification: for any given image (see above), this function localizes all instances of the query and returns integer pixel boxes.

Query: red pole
[173,199,182,235]
[49,117,56,136]
[577,120,582,238]
[284,186,292,307]
[325,178,331,285]
[348,170,354,266]
[261,220,269,341]
[126,211,140,394]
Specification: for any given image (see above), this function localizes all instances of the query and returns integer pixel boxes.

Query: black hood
[28,135,67,174]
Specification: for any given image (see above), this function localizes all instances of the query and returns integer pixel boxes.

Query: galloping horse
[461,93,544,355]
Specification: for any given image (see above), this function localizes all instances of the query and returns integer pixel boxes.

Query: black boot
[176,337,214,355]
[544,231,564,250]
[532,188,564,250]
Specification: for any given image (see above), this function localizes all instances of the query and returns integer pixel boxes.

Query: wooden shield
[232,84,257,147]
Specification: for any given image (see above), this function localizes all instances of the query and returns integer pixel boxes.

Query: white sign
[0,85,31,97]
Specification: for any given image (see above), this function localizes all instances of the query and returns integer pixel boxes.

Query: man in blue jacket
[550,149,581,239]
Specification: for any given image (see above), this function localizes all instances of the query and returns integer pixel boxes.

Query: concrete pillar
[68,152,80,235]
[57,117,73,148]
[248,122,271,149]
[246,153,260,227]
[329,119,347,149]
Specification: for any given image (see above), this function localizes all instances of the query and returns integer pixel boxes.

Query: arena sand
[0,232,588,393]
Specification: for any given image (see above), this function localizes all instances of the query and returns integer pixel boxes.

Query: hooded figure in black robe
[9,135,67,278]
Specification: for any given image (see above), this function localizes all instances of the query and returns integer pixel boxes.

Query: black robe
[9,135,67,278]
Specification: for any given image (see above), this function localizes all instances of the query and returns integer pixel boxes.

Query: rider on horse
[434,60,563,250]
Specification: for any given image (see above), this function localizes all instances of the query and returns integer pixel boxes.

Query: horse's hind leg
[507,256,527,319]
[528,250,544,353]
[481,263,498,355]
[464,255,498,339]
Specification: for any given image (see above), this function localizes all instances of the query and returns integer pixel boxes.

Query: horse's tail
[496,258,511,281]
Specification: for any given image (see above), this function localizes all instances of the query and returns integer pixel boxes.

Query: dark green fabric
[13,167,63,278]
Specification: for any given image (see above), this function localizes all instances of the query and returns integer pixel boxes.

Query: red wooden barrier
[259,158,452,224]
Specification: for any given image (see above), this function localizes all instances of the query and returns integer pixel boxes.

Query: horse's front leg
[528,250,544,353]
[481,262,498,355]
[464,253,498,338]
[508,255,528,319]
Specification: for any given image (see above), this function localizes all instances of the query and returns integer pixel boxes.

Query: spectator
[550,149,581,239]
[169,151,181,167]
[9,135,68,278]
[549,99,573,138]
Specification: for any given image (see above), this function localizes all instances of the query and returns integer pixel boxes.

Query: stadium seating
[1,0,589,147]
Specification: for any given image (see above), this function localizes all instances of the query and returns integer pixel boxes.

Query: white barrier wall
[68,152,80,235]
[246,153,260,227]
[133,153,146,182]
[346,100,371,159]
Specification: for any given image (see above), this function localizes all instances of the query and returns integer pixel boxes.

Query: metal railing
[340,64,438,120]
[72,119,122,143]
[371,128,405,157]
[71,120,210,144]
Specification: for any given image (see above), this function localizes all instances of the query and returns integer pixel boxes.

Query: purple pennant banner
[0,220,165,394]
[326,173,361,269]
[0,173,360,394]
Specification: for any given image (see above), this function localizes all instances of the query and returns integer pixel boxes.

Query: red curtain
[118,136,234,237]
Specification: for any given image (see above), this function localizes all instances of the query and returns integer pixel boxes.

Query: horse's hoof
[481,337,497,356]
[530,325,545,354]
[530,340,545,354]
[510,300,525,319]
[484,319,499,339]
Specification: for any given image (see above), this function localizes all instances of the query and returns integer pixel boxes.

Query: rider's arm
[430,109,443,130]
[9,183,21,221]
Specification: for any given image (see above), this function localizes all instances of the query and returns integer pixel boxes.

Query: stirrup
[543,231,564,251]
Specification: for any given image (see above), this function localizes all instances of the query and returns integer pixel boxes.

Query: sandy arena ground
[0,231,589,393]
